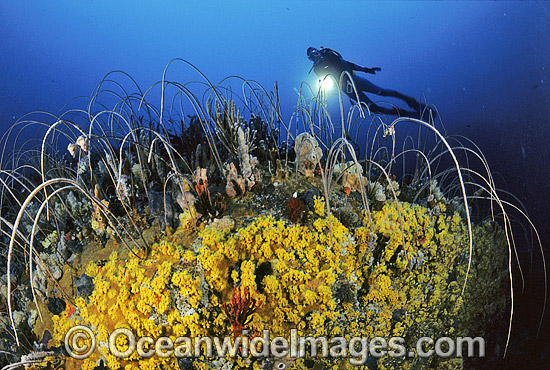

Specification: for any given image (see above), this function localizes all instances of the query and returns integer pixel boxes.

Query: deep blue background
[1,1,549,362]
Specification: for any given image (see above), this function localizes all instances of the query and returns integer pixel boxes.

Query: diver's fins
[405,96,421,110]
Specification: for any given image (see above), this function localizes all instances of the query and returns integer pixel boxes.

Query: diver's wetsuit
[308,47,423,118]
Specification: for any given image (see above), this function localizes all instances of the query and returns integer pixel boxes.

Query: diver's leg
[354,77,421,109]
[348,78,419,117]
[379,89,421,110]
[348,90,388,115]
[351,90,419,118]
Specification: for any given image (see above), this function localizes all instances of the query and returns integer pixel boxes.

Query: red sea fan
[222,286,262,338]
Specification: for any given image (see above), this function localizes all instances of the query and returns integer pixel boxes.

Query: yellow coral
[313,195,325,216]
[49,193,502,370]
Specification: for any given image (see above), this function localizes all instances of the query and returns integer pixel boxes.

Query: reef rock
[148,190,175,230]
[75,274,94,300]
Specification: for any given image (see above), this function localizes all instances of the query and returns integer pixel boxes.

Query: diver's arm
[365,67,382,74]
[348,62,381,74]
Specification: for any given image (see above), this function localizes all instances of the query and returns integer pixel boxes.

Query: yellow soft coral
[50,193,502,370]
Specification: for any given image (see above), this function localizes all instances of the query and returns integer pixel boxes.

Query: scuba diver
[307,47,429,118]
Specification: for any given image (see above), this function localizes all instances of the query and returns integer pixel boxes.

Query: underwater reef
[0,63,542,370]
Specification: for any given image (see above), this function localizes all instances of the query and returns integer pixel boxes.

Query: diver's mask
[307,47,322,64]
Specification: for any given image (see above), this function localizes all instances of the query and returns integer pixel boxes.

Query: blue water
[1,1,550,364]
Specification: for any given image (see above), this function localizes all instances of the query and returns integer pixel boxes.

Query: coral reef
[41,194,507,370]
[0,67,524,370]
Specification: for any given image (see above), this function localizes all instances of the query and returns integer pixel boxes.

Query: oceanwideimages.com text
[65,326,485,364]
